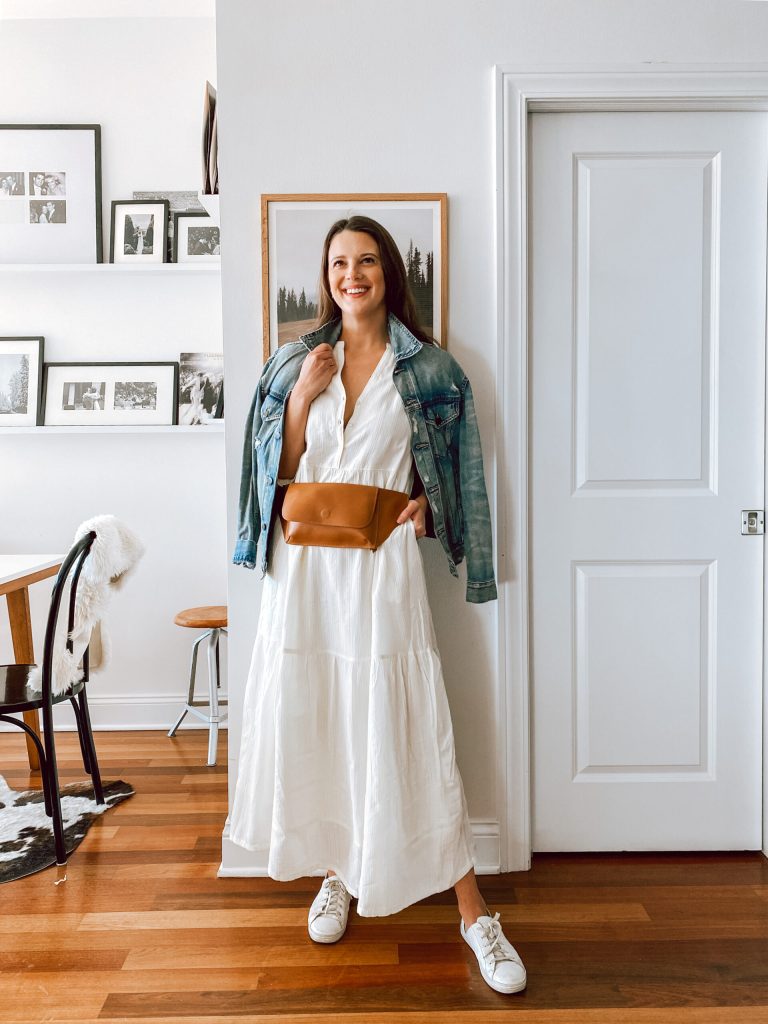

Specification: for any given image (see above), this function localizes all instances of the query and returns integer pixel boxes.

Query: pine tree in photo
[123,214,137,254]
[8,355,29,414]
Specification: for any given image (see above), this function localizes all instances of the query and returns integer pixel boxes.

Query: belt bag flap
[281,481,380,528]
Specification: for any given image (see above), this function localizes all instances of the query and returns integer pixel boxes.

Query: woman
[180,372,205,425]
[232,216,526,995]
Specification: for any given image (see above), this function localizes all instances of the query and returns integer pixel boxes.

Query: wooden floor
[1,730,768,1024]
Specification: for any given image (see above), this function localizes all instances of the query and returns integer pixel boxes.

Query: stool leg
[168,631,209,737]
[206,628,219,766]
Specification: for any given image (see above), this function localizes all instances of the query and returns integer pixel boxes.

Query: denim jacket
[234,312,497,603]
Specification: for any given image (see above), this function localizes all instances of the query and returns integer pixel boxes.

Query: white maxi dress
[230,339,475,917]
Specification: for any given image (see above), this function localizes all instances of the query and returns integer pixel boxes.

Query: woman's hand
[396,493,428,538]
[292,342,337,404]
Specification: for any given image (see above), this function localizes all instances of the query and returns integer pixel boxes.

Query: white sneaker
[307,874,351,944]
[460,911,527,994]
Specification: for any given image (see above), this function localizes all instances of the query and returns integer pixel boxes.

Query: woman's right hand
[292,342,337,404]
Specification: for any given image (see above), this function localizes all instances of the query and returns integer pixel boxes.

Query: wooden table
[0,555,63,770]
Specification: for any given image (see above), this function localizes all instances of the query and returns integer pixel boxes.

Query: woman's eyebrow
[330,252,378,259]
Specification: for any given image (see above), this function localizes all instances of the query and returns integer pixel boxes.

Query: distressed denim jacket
[234,312,497,603]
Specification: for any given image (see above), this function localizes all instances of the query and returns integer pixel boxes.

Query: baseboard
[0,695,230,732]
[218,817,502,876]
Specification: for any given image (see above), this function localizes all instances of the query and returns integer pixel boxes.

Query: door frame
[493,63,768,871]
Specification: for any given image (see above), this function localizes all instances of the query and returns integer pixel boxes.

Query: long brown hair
[314,215,437,346]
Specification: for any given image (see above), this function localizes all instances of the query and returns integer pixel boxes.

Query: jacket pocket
[259,392,284,421]
[422,396,460,455]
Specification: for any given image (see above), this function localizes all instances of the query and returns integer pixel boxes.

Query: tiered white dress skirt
[229,340,475,917]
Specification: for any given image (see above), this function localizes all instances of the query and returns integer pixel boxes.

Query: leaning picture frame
[0,124,102,263]
[110,199,169,264]
[172,210,220,263]
[42,361,179,426]
[260,193,448,361]
[0,336,44,426]
[133,190,206,262]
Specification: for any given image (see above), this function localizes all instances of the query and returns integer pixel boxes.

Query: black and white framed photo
[133,190,205,261]
[178,351,224,425]
[42,362,178,425]
[109,200,169,264]
[0,336,44,426]
[172,210,220,263]
[0,125,102,263]
[261,193,447,359]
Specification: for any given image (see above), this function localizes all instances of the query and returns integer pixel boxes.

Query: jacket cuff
[466,579,498,604]
[233,539,257,568]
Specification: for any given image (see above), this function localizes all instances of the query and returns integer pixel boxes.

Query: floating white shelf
[0,263,220,274]
[5,423,225,435]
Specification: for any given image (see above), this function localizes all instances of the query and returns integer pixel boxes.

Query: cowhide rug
[0,775,134,883]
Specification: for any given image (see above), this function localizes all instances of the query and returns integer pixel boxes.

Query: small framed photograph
[0,125,102,263]
[42,362,179,425]
[0,336,44,426]
[261,193,447,360]
[133,190,206,261]
[172,210,220,263]
[179,351,224,424]
[110,200,169,264]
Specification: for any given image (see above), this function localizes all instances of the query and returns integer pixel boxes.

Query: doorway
[494,67,768,869]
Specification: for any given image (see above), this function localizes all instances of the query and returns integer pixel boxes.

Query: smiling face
[327,230,386,318]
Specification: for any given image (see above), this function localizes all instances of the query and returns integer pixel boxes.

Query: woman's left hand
[396,494,428,538]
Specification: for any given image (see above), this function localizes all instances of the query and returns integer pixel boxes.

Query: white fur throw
[29,515,145,696]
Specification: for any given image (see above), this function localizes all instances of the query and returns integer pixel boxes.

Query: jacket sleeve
[458,375,498,603]
[232,380,262,569]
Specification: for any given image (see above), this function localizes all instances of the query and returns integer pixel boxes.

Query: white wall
[0,16,226,730]
[216,0,768,874]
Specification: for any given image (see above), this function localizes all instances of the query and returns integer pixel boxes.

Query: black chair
[0,531,104,870]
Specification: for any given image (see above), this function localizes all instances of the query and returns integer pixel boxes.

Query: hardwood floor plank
[57,1011,768,1024]
[0,951,128,972]
[77,902,650,932]
[97,978,768,1017]
[12,1012,768,1024]
[122,943,399,970]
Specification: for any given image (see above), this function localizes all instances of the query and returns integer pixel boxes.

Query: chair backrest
[41,531,96,704]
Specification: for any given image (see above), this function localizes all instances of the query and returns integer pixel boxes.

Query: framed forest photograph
[0,336,44,427]
[261,194,447,361]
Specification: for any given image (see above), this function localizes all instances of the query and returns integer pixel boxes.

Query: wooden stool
[168,605,228,766]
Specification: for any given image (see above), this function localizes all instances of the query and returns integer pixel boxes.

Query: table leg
[6,587,41,771]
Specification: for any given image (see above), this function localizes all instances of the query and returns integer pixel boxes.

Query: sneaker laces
[477,912,520,969]
[317,876,346,920]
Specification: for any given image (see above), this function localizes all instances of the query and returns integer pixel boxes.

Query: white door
[529,111,766,851]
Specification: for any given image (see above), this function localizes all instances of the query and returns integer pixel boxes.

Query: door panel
[530,112,766,850]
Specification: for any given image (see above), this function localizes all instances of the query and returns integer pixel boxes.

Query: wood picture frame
[260,193,448,361]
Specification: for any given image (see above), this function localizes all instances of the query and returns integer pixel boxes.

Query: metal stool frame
[168,625,228,765]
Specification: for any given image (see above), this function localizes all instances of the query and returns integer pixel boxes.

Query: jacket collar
[298,311,423,363]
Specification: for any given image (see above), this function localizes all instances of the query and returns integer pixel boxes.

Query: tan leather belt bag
[279,481,410,550]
